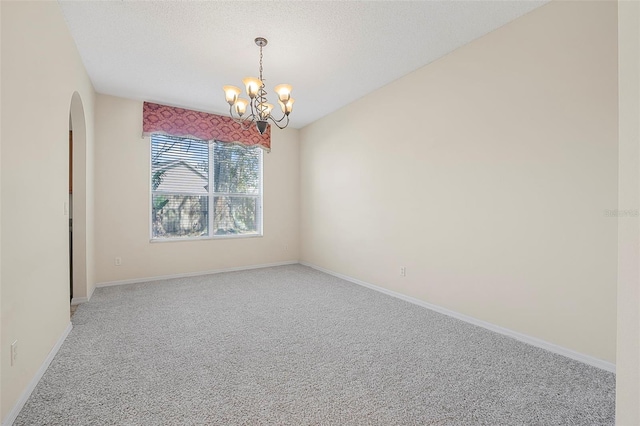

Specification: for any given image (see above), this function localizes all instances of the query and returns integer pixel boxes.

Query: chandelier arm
[239,114,255,128]
[228,105,255,131]
[269,112,289,124]
[267,114,290,130]
[249,97,257,119]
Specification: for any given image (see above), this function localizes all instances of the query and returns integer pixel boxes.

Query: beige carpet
[15,265,615,425]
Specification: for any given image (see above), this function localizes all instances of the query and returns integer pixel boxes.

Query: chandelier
[223,37,294,135]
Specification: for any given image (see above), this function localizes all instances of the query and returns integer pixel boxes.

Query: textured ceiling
[59,1,547,129]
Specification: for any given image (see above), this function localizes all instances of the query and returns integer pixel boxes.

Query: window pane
[213,143,260,194]
[213,196,258,235]
[150,134,262,241]
[152,194,208,238]
[152,136,209,193]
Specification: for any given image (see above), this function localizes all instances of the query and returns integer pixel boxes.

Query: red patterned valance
[142,102,270,151]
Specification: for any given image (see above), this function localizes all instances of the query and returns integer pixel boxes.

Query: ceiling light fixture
[223,37,294,135]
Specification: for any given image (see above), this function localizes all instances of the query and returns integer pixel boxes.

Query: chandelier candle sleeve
[223,37,294,135]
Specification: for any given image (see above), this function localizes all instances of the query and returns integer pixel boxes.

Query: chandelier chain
[259,44,264,82]
[255,43,269,120]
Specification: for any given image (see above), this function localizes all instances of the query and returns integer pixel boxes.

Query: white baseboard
[71,282,96,305]
[2,322,73,426]
[300,262,616,373]
[96,260,299,288]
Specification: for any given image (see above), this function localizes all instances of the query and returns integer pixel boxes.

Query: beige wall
[0,1,96,420]
[0,0,3,414]
[300,1,618,363]
[93,95,299,284]
[616,1,640,423]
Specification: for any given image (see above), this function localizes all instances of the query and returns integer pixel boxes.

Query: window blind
[151,134,262,240]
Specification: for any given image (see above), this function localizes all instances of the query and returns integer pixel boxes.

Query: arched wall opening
[69,91,88,302]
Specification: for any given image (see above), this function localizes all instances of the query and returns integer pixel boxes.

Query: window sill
[150,234,263,243]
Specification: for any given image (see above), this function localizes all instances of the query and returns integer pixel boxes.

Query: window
[151,134,262,240]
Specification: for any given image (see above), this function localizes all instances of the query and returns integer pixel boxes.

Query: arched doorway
[69,92,88,306]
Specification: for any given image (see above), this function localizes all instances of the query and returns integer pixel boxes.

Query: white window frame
[149,136,263,242]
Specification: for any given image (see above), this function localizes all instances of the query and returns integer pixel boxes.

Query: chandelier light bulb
[285,98,295,115]
[280,97,295,115]
[258,102,274,120]
[234,98,249,116]
[274,84,292,103]
[264,103,274,117]
[223,85,241,105]
[242,77,262,99]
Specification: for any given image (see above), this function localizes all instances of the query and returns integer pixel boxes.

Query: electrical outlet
[400,266,407,277]
[115,257,122,266]
[11,340,18,366]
